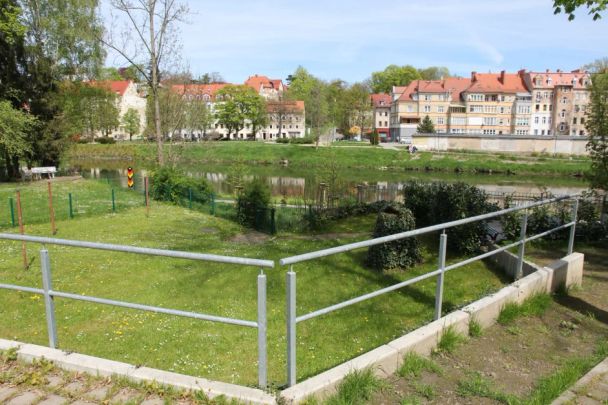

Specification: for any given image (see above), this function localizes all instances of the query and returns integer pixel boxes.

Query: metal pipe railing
[283,195,579,387]
[280,195,572,266]
[0,233,274,268]
[0,236,271,388]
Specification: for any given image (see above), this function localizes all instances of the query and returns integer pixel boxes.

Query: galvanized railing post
[434,232,447,320]
[257,270,267,389]
[516,211,528,280]
[287,267,297,387]
[40,249,57,348]
[568,199,579,255]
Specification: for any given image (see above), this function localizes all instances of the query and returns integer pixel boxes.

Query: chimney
[471,71,477,82]
[500,70,506,83]
[557,69,562,73]
[546,69,550,73]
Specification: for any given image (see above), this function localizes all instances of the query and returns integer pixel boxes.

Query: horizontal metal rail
[296,268,443,323]
[294,219,576,324]
[0,233,274,268]
[51,291,258,328]
[280,194,574,265]
[0,283,44,295]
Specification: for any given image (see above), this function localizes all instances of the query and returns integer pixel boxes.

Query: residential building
[522,69,591,136]
[172,76,306,140]
[389,69,590,141]
[91,80,147,140]
[370,93,391,141]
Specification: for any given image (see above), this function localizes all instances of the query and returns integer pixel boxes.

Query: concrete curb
[0,339,275,405]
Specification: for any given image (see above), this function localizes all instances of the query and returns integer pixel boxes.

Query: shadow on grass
[554,294,608,326]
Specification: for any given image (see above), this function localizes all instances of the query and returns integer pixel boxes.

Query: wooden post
[145,177,150,216]
[47,181,56,235]
[16,190,27,270]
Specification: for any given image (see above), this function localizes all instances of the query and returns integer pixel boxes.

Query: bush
[151,167,212,205]
[275,138,289,144]
[369,130,379,146]
[96,136,116,144]
[367,203,422,272]
[289,136,315,144]
[402,182,497,254]
[237,179,271,227]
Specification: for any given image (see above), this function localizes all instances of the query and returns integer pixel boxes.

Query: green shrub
[367,203,422,272]
[369,130,379,145]
[151,167,212,205]
[289,136,315,144]
[237,179,271,227]
[402,182,497,254]
[275,138,289,144]
[96,136,116,144]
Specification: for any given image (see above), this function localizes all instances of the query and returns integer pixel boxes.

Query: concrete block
[346,345,400,378]
[545,253,584,292]
[62,353,136,378]
[17,344,68,364]
[513,270,549,304]
[387,310,469,357]
[0,339,21,351]
[462,286,518,329]
[129,367,275,405]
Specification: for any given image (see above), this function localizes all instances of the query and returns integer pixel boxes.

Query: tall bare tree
[102,0,189,166]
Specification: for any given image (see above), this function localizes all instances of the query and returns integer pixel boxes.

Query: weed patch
[398,352,442,378]
[457,371,518,404]
[324,368,386,405]
[436,326,466,354]
[498,294,552,325]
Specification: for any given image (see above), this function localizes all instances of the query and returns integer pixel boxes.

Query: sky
[101,0,608,84]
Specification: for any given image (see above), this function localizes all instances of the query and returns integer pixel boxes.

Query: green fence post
[68,193,73,219]
[271,208,276,235]
[112,189,116,212]
[210,194,216,216]
[9,198,15,227]
[188,188,193,209]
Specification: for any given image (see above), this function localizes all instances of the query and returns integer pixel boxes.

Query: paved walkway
[552,357,608,404]
[0,354,207,405]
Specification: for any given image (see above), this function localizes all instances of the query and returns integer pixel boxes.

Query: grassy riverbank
[67,143,590,177]
[0,194,507,386]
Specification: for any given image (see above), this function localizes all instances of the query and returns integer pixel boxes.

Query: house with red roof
[389,68,591,142]
[89,80,147,140]
[370,94,391,140]
[522,69,591,136]
[169,75,306,141]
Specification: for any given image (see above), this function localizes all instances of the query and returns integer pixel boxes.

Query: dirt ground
[372,241,608,404]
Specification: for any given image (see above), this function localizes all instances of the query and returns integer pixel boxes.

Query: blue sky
[102,0,608,84]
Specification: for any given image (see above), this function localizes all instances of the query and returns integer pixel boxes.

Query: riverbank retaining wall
[413,134,589,155]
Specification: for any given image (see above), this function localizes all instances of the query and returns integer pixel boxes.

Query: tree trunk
[149,2,164,166]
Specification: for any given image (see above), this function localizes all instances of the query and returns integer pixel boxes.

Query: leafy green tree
[214,85,267,139]
[370,65,421,94]
[0,100,37,179]
[583,57,608,73]
[585,72,608,190]
[0,0,27,104]
[346,82,373,139]
[553,0,607,20]
[417,115,436,134]
[122,108,140,141]
[185,98,212,140]
[288,67,330,142]
[103,0,189,166]
[418,66,451,80]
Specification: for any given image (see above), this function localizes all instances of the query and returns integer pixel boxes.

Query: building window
[483,117,497,125]
[423,105,431,113]
[437,117,445,125]
[469,105,483,113]
[559,124,566,132]
[581,117,585,124]
[573,117,577,125]
[542,117,547,124]
[424,95,431,101]
[534,117,539,124]
[437,106,444,113]
[560,110,566,118]
[562,97,568,104]
[407,105,414,112]
[580,130,585,135]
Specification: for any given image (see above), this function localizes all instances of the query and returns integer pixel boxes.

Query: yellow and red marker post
[127,167,134,189]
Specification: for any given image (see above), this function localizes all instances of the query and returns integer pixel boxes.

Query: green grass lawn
[0,178,144,228]
[0,184,509,388]
[68,142,590,176]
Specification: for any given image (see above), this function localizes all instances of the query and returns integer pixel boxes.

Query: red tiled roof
[89,80,131,96]
[245,75,283,92]
[398,78,472,102]
[170,83,229,98]
[266,100,305,113]
[467,71,527,93]
[526,70,589,89]
[371,93,391,107]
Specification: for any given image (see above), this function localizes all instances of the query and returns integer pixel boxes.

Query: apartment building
[91,80,147,140]
[522,70,591,136]
[389,69,590,141]
[172,76,306,140]
[370,93,391,140]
